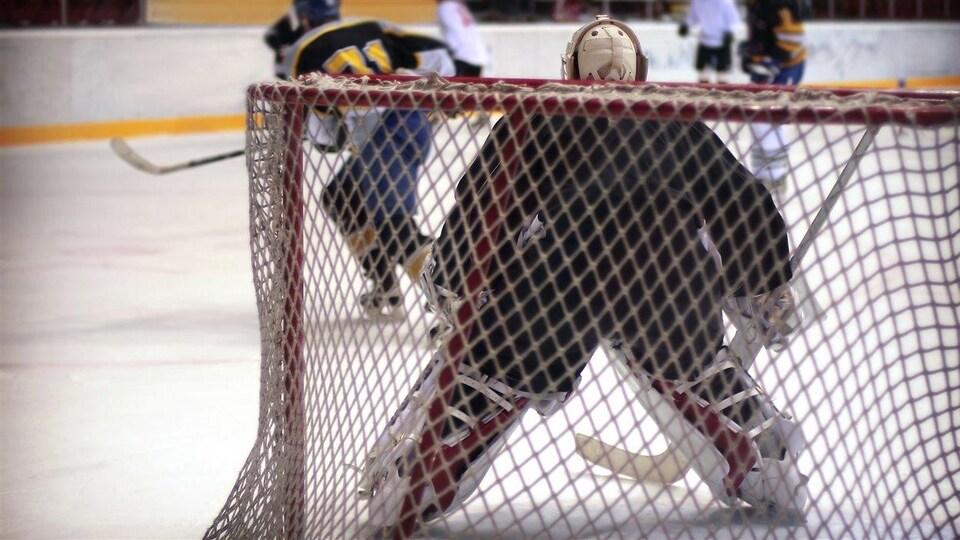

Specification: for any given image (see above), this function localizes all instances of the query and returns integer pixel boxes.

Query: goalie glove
[739,42,780,84]
[747,57,781,84]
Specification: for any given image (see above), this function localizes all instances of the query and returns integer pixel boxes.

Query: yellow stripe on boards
[3,75,957,146]
[0,114,244,147]
[806,75,960,90]
[903,76,960,89]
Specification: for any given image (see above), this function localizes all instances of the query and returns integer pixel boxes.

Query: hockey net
[206,75,959,539]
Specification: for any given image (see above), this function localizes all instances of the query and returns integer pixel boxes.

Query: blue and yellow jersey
[745,0,808,67]
[281,18,455,79]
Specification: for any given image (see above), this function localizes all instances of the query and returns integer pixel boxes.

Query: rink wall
[1,21,958,145]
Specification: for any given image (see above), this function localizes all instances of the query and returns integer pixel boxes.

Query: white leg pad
[626,367,741,506]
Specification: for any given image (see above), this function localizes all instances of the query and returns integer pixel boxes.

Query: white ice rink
[2,134,261,538]
[2,120,958,539]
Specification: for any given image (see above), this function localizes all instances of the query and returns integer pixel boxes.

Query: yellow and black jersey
[745,0,807,67]
[282,18,455,79]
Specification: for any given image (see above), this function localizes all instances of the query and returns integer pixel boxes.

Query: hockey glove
[748,57,780,84]
[738,41,780,83]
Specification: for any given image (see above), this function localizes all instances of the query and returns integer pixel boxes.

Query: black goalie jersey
[281,18,455,79]
[432,114,793,392]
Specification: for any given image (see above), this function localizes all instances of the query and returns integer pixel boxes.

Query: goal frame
[226,74,959,539]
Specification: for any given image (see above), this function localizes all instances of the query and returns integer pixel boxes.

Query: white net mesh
[205,75,959,539]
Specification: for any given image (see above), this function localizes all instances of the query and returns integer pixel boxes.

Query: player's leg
[694,43,712,83]
[321,158,403,319]
[362,219,601,529]
[618,223,806,512]
[716,41,733,84]
[749,63,805,190]
[370,109,435,285]
[342,109,434,318]
[616,344,807,513]
[749,122,790,188]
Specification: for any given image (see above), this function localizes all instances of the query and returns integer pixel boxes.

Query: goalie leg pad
[362,360,544,529]
[614,347,807,512]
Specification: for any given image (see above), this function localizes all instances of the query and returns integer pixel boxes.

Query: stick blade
[110,137,163,175]
[575,433,690,484]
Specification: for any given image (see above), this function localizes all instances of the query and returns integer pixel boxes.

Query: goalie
[360,15,807,534]
[274,0,456,319]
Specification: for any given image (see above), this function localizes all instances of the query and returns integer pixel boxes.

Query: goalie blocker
[360,15,807,535]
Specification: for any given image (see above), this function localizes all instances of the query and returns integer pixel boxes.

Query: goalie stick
[110,137,244,175]
[576,125,881,484]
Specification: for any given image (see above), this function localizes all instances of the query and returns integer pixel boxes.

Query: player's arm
[382,24,456,77]
[769,4,806,65]
[678,2,696,37]
[265,9,305,78]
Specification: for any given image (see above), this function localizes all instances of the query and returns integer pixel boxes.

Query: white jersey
[437,0,489,67]
[684,0,741,48]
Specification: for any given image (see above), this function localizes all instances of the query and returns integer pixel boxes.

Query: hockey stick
[577,125,881,484]
[110,137,244,175]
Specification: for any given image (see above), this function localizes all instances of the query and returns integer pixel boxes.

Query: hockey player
[276,0,456,318]
[437,0,489,77]
[740,0,809,188]
[360,15,807,534]
[679,0,742,84]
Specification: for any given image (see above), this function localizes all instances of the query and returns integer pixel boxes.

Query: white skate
[620,347,808,514]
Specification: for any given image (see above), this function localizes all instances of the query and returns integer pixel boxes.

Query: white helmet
[562,15,648,82]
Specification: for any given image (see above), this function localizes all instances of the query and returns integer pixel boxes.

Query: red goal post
[206,75,959,539]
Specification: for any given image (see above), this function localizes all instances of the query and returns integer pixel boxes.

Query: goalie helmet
[562,15,648,82]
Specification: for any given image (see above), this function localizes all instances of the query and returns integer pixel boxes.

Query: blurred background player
[276,0,456,319]
[436,0,491,126]
[264,3,308,79]
[740,0,809,190]
[678,0,741,84]
[360,15,807,532]
[437,0,489,77]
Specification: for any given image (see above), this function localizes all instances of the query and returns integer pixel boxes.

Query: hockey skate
[621,347,807,514]
[360,356,532,532]
[358,281,404,321]
[352,229,406,321]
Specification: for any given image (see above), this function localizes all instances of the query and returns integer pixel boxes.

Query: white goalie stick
[576,125,881,484]
[110,137,245,175]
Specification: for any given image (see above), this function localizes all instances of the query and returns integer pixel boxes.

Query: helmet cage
[562,15,649,82]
